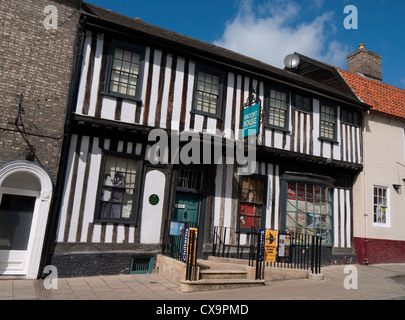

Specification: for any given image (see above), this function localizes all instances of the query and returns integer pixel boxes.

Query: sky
[84,0,405,89]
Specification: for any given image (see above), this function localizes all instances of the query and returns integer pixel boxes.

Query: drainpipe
[39,11,88,277]
[363,111,369,265]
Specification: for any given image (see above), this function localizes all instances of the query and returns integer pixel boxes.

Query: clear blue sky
[85,0,405,89]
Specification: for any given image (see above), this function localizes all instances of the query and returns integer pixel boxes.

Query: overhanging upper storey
[69,2,370,170]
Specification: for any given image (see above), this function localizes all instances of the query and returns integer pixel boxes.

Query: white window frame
[372,184,391,227]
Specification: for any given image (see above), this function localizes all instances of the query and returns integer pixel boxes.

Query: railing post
[186,229,197,281]
[212,226,217,256]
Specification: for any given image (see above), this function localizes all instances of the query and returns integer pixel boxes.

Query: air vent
[130,255,154,274]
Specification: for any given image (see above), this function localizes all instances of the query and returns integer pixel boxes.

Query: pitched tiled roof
[338,69,405,120]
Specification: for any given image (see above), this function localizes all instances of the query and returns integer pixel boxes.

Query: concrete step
[180,278,265,293]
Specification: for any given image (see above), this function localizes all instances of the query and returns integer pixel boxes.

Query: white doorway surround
[0,161,53,279]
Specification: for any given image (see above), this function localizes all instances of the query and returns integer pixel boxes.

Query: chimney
[347,44,382,81]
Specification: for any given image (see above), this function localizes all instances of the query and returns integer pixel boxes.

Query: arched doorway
[0,161,53,279]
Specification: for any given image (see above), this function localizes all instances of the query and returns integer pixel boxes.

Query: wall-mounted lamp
[393,184,402,194]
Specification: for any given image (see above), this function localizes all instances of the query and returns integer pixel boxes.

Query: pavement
[1,263,405,301]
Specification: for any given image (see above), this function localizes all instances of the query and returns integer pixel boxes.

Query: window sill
[190,110,222,121]
[94,219,136,226]
[101,91,142,104]
[318,137,339,145]
[264,125,291,134]
[372,223,391,228]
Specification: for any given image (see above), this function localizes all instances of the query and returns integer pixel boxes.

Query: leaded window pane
[286,182,333,245]
[109,47,141,97]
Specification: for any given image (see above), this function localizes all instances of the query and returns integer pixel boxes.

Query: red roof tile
[338,69,405,120]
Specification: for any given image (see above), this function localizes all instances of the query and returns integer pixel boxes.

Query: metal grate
[130,255,154,274]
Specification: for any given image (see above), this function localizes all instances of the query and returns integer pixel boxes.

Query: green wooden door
[173,192,200,225]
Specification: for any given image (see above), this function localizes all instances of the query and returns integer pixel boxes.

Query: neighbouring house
[46,2,370,277]
[293,44,405,265]
[0,0,81,278]
[341,45,405,264]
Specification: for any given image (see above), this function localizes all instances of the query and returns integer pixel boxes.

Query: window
[341,108,361,126]
[293,93,312,113]
[177,169,204,191]
[239,176,266,231]
[96,153,143,223]
[373,186,389,225]
[192,65,224,118]
[267,87,290,130]
[104,42,145,101]
[286,182,333,245]
[0,194,36,250]
[320,103,336,141]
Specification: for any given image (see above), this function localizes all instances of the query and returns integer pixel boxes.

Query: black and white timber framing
[47,3,371,276]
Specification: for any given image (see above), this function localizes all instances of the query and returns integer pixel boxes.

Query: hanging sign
[242,103,260,138]
[264,230,278,262]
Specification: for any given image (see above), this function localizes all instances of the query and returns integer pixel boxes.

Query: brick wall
[0,0,81,179]
[354,237,405,264]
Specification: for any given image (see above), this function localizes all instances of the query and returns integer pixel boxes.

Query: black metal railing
[162,220,199,281]
[212,226,254,259]
[162,219,198,261]
[212,226,323,278]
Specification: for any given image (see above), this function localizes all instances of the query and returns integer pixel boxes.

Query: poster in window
[278,234,291,258]
[239,188,262,229]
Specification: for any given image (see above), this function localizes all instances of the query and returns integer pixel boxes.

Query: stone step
[199,269,248,280]
[180,278,265,293]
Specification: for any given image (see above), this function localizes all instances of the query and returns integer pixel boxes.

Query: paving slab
[0,263,404,301]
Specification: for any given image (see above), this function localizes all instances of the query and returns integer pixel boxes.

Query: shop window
[286,182,333,245]
[104,41,146,101]
[373,185,389,225]
[239,176,266,231]
[192,64,224,118]
[96,152,143,224]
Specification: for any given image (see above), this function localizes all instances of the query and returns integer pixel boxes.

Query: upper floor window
[104,41,146,101]
[293,93,312,113]
[341,108,361,126]
[192,65,224,118]
[267,87,290,131]
[320,103,337,141]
